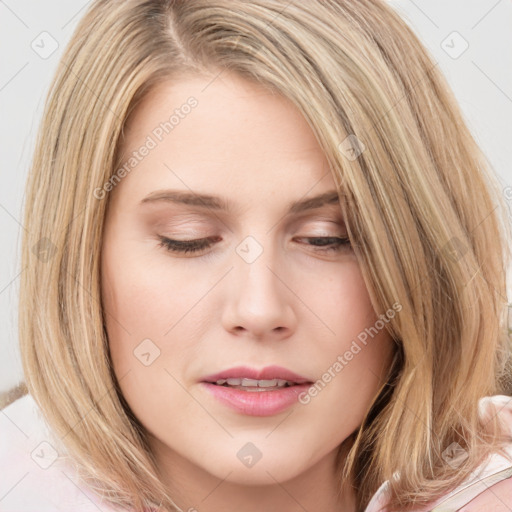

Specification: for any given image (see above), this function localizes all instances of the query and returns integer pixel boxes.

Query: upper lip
[202,365,312,384]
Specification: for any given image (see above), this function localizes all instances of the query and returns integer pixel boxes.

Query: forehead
[121,70,324,155]
[111,71,336,212]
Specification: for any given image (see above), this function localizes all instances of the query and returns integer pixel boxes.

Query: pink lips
[202,365,311,384]
[200,365,314,417]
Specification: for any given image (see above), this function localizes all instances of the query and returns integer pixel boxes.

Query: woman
[2,0,512,511]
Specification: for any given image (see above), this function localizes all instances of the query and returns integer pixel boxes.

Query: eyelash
[156,235,351,255]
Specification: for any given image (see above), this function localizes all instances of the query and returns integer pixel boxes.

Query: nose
[221,239,297,340]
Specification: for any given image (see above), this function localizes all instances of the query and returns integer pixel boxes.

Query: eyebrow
[139,189,341,214]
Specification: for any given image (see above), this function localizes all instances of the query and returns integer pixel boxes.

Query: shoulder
[426,395,512,511]
[364,395,512,512]
[456,476,512,511]
[0,393,120,511]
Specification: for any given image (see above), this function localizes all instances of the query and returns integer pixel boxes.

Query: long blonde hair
[17,0,512,510]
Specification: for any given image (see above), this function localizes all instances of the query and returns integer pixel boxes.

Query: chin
[196,442,312,485]
[215,461,306,486]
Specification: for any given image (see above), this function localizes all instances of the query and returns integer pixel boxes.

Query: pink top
[1,394,512,511]
[364,394,512,512]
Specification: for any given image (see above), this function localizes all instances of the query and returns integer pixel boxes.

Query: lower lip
[200,382,312,416]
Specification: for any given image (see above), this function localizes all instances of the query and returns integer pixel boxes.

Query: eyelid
[152,218,215,236]
[299,219,347,233]
[154,217,212,228]
[151,212,346,238]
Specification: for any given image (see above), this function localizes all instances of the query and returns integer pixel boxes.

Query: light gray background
[1,0,511,393]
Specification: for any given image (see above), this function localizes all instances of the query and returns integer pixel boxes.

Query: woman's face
[101,71,395,501]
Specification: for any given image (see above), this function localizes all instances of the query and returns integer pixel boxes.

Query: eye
[157,235,219,254]
[295,236,351,253]
[157,235,351,255]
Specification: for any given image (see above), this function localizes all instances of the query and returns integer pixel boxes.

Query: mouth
[208,378,303,392]
[201,364,313,389]
[200,365,314,416]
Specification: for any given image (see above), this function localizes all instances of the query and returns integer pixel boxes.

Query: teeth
[215,378,293,388]
[258,379,282,388]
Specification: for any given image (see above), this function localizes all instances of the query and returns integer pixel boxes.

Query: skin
[459,477,512,511]
[101,70,396,512]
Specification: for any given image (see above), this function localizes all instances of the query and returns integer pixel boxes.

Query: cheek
[308,258,379,344]
[101,235,197,342]
[101,234,215,415]
[303,260,395,411]
[101,236,168,376]
[335,267,394,379]
[100,244,195,428]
